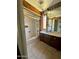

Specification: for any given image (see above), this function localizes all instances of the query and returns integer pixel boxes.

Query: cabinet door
[40,33,44,40]
[50,36,61,51]
[40,33,50,44]
[44,34,50,44]
[50,36,56,47]
[40,33,46,43]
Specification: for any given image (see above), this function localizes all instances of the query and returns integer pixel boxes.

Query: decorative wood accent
[51,17,61,20]
[24,7,41,16]
[23,0,41,16]
[47,2,61,10]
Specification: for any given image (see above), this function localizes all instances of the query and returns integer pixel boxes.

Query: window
[43,15,47,30]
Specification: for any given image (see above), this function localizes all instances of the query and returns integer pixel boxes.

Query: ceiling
[25,0,61,11]
[24,0,61,19]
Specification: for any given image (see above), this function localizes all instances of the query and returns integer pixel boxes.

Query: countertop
[40,31,61,37]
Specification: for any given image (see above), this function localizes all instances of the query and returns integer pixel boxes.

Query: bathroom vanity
[39,13,61,50]
[40,31,61,51]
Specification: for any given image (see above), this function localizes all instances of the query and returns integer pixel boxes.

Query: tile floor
[27,39,61,59]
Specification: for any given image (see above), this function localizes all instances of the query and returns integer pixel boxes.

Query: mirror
[46,17,61,32]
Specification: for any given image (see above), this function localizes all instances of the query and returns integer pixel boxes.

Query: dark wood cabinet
[40,33,61,51]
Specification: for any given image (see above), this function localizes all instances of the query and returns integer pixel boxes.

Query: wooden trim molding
[47,2,61,10]
[23,0,41,16]
[52,17,61,20]
[23,7,41,16]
